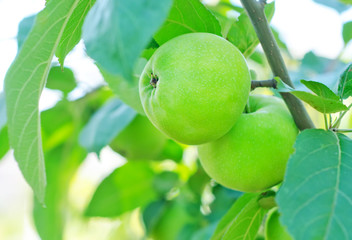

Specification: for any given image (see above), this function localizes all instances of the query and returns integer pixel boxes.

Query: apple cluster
[139,33,298,193]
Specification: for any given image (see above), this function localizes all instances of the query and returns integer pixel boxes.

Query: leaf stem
[330,128,352,133]
[324,114,328,130]
[332,102,352,128]
[240,0,315,131]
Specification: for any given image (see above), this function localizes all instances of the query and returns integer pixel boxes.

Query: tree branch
[251,79,277,90]
[240,0,315,130]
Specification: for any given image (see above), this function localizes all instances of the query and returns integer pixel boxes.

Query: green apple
[197,95,298,192]
[265,208,292,240]
[109,115,167,160]
[139,33,251,145]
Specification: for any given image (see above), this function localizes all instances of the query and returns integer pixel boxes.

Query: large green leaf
[34,88,111,240]
[56,0,96,66]
[342,21,352,45]
[338,64,352,99]
[154,0,222,45]
[277,129,352,240]
[82,0,172,80]
[17,14,36,50]
[226,2,275,57]
[211,193,267,240]
[85,161,158,217]
[79,98,137,153]
[99,58,146,115]
[4,0,82,203]
[46,66,77,95]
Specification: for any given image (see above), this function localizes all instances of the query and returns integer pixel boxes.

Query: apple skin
[197,95,298,192]
[139,33,251,145]
[265,208,292,240]
[110,115,167,160]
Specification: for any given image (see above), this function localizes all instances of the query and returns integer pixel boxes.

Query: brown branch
[251,79,277,90]
[240,0,315,130]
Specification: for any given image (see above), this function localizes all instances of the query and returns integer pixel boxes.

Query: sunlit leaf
[211,193,267,240]
[79,98,137,153]
[227,2,275,57]
[277,129,352,240]
[85,161,158,217]
[17,14,36,50]
[276,79,348,113]
[34,89,110,239]
[342,21,352,45]
[338,64,352,99]
[300,80,340,100]
[46,66,76,95]
[56,0,96,66]
[99,58,146,115]
[4,0,83,203]
[291,91,347,113]
[82,0,172,80]
[154,0,222,45]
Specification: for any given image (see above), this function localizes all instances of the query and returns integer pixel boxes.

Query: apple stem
[251,79,277,90]
[150,73,159,88]
[240,0,315,131]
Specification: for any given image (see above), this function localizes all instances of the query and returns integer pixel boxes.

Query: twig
[251,79,277,90]
[240,0,315,131]
[330,128,352,133]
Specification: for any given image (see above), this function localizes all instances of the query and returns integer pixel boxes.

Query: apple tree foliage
[1,0,352,239]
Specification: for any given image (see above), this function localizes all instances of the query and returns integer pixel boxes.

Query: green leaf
[0,92,6,130]
[300,80,340,100]
[56,0,96,66]
[342,21,352,45]
[85,161,158,217]
[17,14,36,50]
[79,98,137,153]
[156,139,184,162]
[208,185,242,223]
[4,0,82,203]
[143,200,167,234]
[0,127,9,160]
[226,2,275,57]
[338,64,352,99]
[291,91,348,113]
[34,91,109,240]
[211,193,268,240]
[276,78,348,113]
[82,0,172,80]
[99,58,146,115]
[46,66,76,95]
[277,129,352,240]
[154,0,222,45]
[153,171,179,196]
